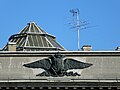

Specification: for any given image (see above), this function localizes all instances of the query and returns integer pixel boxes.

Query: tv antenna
[69,8,89,51]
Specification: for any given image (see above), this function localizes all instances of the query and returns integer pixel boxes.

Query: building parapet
[0,51,120,57]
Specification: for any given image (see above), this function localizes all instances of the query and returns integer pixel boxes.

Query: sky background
[0,0,120,51]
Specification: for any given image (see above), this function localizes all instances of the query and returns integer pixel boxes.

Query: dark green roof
[3,22,65,51]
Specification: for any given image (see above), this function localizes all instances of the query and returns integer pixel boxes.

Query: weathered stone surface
[0,51,119,80]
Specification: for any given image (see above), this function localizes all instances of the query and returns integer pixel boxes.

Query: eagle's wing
[64,58,93,71]
[23,58,51,70]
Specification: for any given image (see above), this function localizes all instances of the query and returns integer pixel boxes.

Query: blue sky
[0,0,120,51]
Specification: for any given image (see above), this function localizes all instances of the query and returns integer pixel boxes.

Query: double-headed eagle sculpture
[23,52,92,77]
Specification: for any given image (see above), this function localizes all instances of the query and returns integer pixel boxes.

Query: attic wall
[0,52,119,80]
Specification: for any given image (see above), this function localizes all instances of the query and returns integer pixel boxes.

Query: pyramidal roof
[3,22,65,51]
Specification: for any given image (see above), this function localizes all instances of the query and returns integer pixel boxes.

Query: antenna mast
[70,8,80,50]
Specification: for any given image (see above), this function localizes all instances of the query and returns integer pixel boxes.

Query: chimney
[8,42,16,51]
[81,45,92,51]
